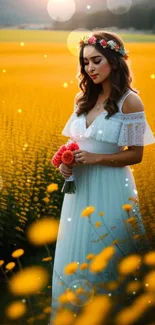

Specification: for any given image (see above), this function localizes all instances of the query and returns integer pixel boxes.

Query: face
[83,45,112,83]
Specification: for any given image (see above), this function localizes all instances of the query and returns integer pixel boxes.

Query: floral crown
[78,35,129,60]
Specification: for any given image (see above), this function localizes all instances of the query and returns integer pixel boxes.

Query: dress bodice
[61,90,155,154]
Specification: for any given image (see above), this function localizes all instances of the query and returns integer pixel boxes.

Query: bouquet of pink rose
[51,140,80,194]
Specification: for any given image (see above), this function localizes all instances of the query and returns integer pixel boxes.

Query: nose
[87,63,96,74]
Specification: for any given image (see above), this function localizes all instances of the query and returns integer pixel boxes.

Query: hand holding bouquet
[51,140,80,194]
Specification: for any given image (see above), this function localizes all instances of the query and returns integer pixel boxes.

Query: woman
[51,30,155,320]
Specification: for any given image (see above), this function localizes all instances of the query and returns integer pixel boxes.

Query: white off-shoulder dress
[51,89,155,319]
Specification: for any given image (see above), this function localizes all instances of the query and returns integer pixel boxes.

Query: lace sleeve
[117,112,155,146]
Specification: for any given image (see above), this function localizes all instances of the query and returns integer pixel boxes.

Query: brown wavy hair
[75,29,138,120]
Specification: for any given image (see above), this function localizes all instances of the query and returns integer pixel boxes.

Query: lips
[90,74,98,79]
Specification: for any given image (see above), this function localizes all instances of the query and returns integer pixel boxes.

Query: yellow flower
[99,211,104,216]
[43,306,52,314]
[134,292,155,308]
[95,221,101,227]
[76,287,85,294]
[33,197,39,202]
[42,197,50,203]
[5,262,16,270]
[126,281,141,293]
[144,251,155,266]
[27,218,59,245]
[19,219,26,224]
[5,301,27,319]
[81,206,95,217]
[118,254,141,275]
[83,36,89,43]
[0,260,4,266]
[9,266,49,295]
[100,245,115,261]
[12,249,24,258]
[115,306,140,325]
[15,226,24,232]
[34,187,39,191]
[52,308,75,325]
[67,290,79,304]
[73,294,111,325]
[124,217,137,224]
[47,183,58,192]
[133,234,143,240]
[64,262,79,275]
[86,253,95,260]
[89,254,107,273]
[122,204,133,212]
[24,203,29,207]
[89,246,115,274]
[143,270,155,291]
[104,281,119,290]
[42,257,52,262]
[58,290,77,304]
[80,263,88,270]
[116,293,155,325]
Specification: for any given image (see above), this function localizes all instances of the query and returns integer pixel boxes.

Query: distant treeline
[53,1,155,33]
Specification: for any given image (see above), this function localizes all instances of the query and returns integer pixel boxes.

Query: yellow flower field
[0,30,155,247]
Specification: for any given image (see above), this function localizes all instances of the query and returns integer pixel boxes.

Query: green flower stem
[16,258,34,317]
[45,245,68,290]
[122,209,142,253]
[17,258,23,271]
[87,215,119,281]
[0,266,9,282]
[88,214,125,257]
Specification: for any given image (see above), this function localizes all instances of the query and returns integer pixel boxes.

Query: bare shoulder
[122,92,145,114]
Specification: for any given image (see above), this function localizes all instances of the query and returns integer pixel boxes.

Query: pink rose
[115,44,119,52]
[88,36,96,44]
[100,40,107,48]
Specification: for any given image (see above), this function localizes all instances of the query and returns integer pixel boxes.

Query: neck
[100,78,112,98]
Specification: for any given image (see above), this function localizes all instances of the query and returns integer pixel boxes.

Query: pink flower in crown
[88,36,97,45]
[100,39,107,48]
[115,44,120,52]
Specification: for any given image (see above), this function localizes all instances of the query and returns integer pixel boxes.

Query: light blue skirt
[51,163,151,320]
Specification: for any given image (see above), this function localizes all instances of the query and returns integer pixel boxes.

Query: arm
[96,93,144,167]
[96,149,141,167]
[96,142,144,167]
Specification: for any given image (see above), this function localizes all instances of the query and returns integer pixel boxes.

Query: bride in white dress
[50,30,155,322]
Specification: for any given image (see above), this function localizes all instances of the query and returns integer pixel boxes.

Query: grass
[0,30,155,43]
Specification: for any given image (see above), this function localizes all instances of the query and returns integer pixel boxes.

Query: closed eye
[84,60,101,65]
